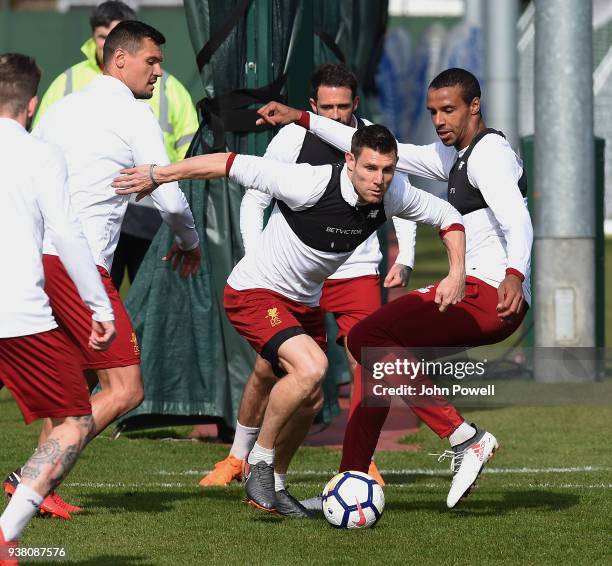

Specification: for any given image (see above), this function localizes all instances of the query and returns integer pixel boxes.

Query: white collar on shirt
[0,117,26,133]
[87,74,136,99]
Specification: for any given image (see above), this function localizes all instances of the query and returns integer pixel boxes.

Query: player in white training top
[2,22,201,518]
[113,124,466,516]
[200,63,415,489]
[0,53,115,549]
[256,67,532,510]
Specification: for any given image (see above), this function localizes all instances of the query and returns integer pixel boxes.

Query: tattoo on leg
[48,444,80,491]
[20,416,93,492]
[46,416,94,489]
[21,439,62,482]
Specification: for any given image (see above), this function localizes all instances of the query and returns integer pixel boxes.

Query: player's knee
[125,372,144,408]
[252,357,277,388]
[130,383,145,411]
[112,366,144,413]
[124,382,144,412]
[295,353,328,393]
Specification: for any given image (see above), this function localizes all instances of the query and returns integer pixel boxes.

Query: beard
[133,90,154,100]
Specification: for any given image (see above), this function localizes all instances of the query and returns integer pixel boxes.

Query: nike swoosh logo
[352,497,366,527]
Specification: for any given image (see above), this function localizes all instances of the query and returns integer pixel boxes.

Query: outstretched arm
[257,102,454,181]
[114,153,331,212]
[113,152,232,196]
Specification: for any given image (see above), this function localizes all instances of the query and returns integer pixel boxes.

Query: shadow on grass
[198,489,245,503]
[81,489,199,513]
[248,511,286,523]
[380,473,450,484]
[120,430,192,440]
[386,489,580,515]
[200,492,302,522]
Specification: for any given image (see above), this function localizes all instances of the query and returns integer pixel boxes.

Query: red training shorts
[320,275,381,344]
[224,285,326,376]
[42,254,141,370]
[0,328,91,424]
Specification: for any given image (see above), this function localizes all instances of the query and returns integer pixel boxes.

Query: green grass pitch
[1,234,610,565]
[1,396,610,565]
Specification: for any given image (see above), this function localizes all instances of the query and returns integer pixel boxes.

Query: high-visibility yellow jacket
[34,38,199,162]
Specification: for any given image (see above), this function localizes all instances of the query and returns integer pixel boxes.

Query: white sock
[230,421,260,461]
[247,442,275,466]
[0,484,43,541]
[449,422,477,447]
[274,472,287,492]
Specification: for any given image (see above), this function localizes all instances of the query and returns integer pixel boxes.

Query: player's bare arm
[256,101,302,127]
[496,272,525,319]
[435,228,466,312]
[112,152,232,196]
[162,242,202,278]
[383,264,412,288]
[385,216,416,288]
[89,320,116,351]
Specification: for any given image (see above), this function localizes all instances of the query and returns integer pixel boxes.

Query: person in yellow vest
[35,1,199,289]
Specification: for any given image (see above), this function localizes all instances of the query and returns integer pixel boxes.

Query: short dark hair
[0,53,41,116]
[429,67,481,106]
[310,63,358,100]
[351,124,398,160]
[102,20,165,67]
[90,1,137,30]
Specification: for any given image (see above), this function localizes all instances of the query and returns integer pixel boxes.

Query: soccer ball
[322,471,384,529]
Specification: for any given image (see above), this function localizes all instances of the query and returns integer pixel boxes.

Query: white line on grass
[155,466,611,477]
[64,481,612,490]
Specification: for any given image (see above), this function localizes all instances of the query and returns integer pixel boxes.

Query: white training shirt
[228,155,462,306]
[34,75,199,272]
[240,121,417,279]
[0,118,114,339]
[306,113,533,303]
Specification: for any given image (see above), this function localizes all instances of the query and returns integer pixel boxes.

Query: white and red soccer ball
[322,471,385,529]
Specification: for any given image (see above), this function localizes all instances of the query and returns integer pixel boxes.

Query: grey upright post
[534,0,596,382]
[485,0,519,149]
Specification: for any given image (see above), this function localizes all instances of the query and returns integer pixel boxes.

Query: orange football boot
[199,454,244,486]
[0,528,18,566]
[4,470,76,519]
[368,461,385,486]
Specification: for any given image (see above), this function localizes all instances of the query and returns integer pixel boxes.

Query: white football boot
[433,426,499,509]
